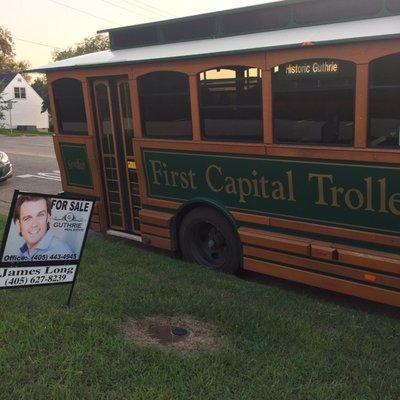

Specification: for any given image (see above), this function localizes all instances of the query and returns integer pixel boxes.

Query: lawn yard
[0,129,53,137]
[0,214,399,400]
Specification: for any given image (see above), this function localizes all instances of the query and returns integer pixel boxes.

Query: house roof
[0,73,17,88]
[29,15,400,73]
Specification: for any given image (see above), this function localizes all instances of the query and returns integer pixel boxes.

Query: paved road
[0,136,62,215]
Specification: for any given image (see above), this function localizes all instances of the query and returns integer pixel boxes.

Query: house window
[14,87,26,99]
[272,59,355,145]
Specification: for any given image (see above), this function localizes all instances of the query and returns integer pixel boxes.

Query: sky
[2,0,281,71]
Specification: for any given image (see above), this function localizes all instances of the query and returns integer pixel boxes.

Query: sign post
[0,191,94,305]
[7,100,13,135]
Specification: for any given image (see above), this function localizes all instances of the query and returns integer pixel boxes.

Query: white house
[0,73,49,131]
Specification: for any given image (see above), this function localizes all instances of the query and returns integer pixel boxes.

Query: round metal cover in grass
[121,316,224,353]
[148,325,189,345]
[171,327,188,337]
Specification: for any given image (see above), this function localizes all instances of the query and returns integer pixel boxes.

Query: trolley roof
[30,13,400,73]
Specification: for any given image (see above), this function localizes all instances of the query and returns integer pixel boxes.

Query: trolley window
[198,66,263,142]
[293,0,381,25]
[137,71,192,139]
[387,0,400,12]
[220,7,290,35]
[118,82,134,156]
[368,53,400,148]
[95,84,114,155]
[52,78,87,135]
[272,59,355,145]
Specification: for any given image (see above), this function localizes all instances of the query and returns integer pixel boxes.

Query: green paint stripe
[142,148,400,236]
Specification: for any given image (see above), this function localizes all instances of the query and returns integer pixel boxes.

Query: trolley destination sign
[272,59,356,81]
[283,60,340,75]
[143,149,400,235]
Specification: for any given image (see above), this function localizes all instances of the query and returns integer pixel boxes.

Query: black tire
[179,206,241,274]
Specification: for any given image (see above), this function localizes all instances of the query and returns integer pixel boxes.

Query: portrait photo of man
[12,195,73,261]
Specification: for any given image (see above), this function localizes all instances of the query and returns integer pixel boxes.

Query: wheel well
[172,199,238,252]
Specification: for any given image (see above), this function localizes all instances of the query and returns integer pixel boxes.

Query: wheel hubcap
[192,222,227,268]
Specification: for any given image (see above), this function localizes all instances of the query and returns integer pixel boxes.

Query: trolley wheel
[179,206,241,274]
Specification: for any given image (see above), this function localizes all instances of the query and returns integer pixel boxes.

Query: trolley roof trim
[30,15,400,73]
[96,0,305,35]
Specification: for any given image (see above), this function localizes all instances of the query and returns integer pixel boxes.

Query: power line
[98,0,157,20]
[14,37,61,49]
[130,0,176,17]
[120,0,175,18]
[47,0,119,25]
[14,2,172,55]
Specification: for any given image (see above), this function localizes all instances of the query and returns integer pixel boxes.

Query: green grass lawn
[0,214,399,400]
[0,129,53,137]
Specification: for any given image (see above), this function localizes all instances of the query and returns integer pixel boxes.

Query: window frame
[52,77,88,135]
[367,52,400,149]
[137,70,193,140]
[197,65,264,143]
[270,57,357,147]
[14,87,26,99]
[265,42,373,147]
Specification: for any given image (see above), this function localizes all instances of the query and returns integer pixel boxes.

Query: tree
[30,35,109,114]
[0,27,30,74]
[0,82,8,127]
[0,28,13,56]
[33,34,110,113]
[31,76,49,113]
[52,34,109,61]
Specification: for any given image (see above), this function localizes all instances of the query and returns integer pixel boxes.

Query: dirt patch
[121,315,225,354]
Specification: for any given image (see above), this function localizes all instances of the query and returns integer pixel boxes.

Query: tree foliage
[0,27,29,124]
[35,34,109,113]
[27,34,110,114]
[0,82,7,126]
[52,34,109,61]
[31,76,49,113]
[0,28,13,56]
[0,27,30,74]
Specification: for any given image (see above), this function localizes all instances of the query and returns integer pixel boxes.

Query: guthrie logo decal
[52,212,84,231]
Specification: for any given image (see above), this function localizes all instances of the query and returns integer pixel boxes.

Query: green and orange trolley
[32,0,400,306]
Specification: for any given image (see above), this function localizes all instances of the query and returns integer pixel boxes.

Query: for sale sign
[0,191,94,293]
